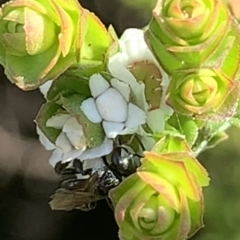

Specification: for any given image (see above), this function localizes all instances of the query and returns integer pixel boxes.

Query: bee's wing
[49,188,104,211]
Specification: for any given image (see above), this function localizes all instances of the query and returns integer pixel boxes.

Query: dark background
[0,0,240,240]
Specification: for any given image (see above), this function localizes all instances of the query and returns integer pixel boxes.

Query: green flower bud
[166,68,237,117]
[145,0,240,77]
[0,0,113,90]
[109,136,209,240]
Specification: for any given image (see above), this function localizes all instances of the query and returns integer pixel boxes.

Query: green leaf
[152,134,191,154]
[167,113,199,146]
[206,131,228,149]
[66,62,105,78]
[80,11,114,62]
[61,95,105,148]
[47,73,91,101]
[35,101,62,143]
[230,117,240,128]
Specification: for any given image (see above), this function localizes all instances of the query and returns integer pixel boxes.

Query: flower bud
[166,68,237,117]
[145,0,240,78]
[109,136,209,240]
[0,0,113,90]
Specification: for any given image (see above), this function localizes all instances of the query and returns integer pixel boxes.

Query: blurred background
[0,0,240,239]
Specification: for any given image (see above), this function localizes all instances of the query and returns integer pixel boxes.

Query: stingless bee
[103,136,144,179]
[50,135,145,211]
[50,159,119,211]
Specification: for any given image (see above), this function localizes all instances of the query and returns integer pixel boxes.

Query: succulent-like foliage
[109,136,209,240]
[0,0,114,90]
[145,0,240,118]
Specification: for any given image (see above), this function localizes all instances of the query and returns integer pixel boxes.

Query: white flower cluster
[38,28,172,168]
[37,115,113,167]
[80,73,147,138]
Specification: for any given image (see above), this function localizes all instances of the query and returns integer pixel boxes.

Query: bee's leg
[133,153,144,158]
[134,135,145,152]
[73,159,92,175]
[78,201,97,211]
[54,161,69,175]
[105,197,114,210]
[61,178,83,190]
[102,156,122,182]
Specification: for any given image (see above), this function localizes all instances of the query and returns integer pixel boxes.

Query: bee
[50,136,144,211]
[103,136,144,179]
[49,159,119,211]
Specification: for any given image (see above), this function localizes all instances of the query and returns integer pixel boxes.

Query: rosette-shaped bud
[145,0,240,76]
[0,0,113,90]
[109,135,209,240]
[166,68,235,117]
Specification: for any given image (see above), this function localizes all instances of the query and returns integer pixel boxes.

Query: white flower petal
[125,103,146,129]
[36,127,56,150]
[108,59,148,112]
[55,132,73,153]
[102,121,125,138]
[160,101,174,116]
[89,74,110,98]
[82,158,105,172]
[62,117,81,132]
[146,141,155,151]
[62,118,86,149]
[49,148,63,167]
[80,139,113,160]
[80,98,102,123]
[39,80,53,98]
[120,29,155,64]
[62,149,84,163]
[76,157,106,180]
[110,78,130,102]
[147,109,165,133]
[137,128,156,151]
[96,88,128,122]
[46,114,71,129]
[119,126,140,135]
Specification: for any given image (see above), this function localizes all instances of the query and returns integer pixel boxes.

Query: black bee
[50,136,144,211]
[103,136,144,179]
[50,159,119,211]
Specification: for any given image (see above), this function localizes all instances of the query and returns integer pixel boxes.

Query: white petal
[147,109,165,133]
[80,98,102,123]
[82,158,105,171]
[46,114,71,129]
[137,128,156,151]
[108,59,148,112]
[80,139,113,160]
[110,78,130,102]
[125,103,146,129]
[39,80,53,98]
[160,101,174,116]
[89,74,110,98]
[119,126,139,135]
[120,29,155,63]
[62,149,84,163]
[62,117,81,132]
[55,132,73,153]
[102,121,124,138]
[96,88,128,122]
[49,148,63,167]
[141,136,156,151]
[36,127,56,150]
[62,118,86,149]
